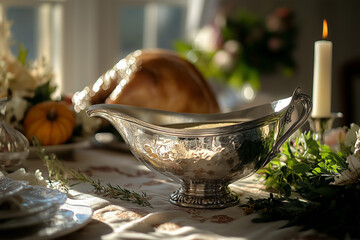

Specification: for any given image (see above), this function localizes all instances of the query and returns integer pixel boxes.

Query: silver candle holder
[308,112,343,144]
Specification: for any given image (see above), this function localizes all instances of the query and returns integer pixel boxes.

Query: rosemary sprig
[32,137,151,207]
[34,138,71,192]
[68,167,151,206]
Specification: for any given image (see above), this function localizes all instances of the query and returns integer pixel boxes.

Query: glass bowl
[0,98,29,172]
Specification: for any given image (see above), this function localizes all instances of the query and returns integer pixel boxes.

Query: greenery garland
[241,128,360,239]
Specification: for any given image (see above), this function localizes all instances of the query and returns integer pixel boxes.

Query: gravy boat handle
[265,89,312,165]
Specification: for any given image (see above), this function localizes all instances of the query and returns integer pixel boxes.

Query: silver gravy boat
[87,88,312,208]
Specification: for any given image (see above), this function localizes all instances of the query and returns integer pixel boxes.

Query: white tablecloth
[26,147,326,240]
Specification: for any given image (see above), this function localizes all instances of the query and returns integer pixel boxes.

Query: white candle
[312,20,333,118]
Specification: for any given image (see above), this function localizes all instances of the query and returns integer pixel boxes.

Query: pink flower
[266,14,282,32]
[266,7,293,32]
[268,37,283,51]
[213,50,235,71]
[275,7,292,20]
[223,40,241,56]
[324,127,346,151]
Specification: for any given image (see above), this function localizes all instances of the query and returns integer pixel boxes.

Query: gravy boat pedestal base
[170,179,239,208]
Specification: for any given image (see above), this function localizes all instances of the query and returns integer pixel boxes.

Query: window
[0,0,218,94]
[0,0,64,94]
[118,3,185,56]
[6,6,38,61]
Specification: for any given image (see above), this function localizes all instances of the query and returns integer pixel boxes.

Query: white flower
[212,50,235,71]
[0,60,10,97]
[334,131,360,185]
[194,25,219,52]
[5,96,29,130]
[30,57,54,91]
[354,130,360,155]
[334,154,360,185]
[344,123,360,152]
[5,56,40,98]
[7,168,47,187]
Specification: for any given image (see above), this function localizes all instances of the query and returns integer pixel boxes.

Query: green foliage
[258,131,348,197]
[175,7,297,90]
[242,131,360,239]
[17,44,28,66]
[27,80,56,105]
[173,41,223,81]
[242,185,360,239]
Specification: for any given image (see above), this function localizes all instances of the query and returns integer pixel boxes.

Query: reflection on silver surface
[0,190,53,220]
[94,132,115,143]
[0,203,58,230]
[87,88,312,208]
[0,185,67,228]
[91,132,129,151]
[0,199,92,240]
[0,177,27,199]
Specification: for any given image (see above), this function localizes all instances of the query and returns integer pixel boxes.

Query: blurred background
[1,0,359,126]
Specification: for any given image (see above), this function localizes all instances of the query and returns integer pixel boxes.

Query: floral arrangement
[0,20,53,129]
[0,19,99,145]
[1,49,55,131]
[175,7,297,92]
[242,124,360,239]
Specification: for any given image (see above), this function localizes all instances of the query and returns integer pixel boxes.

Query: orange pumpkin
[24,101,76,146]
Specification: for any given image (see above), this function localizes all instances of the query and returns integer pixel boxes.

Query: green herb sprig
[241,131,360,239]
[33,138,151,207]
[68,169,151,206]
[258,131,348,197]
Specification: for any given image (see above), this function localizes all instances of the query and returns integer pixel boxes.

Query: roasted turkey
[72,49,220,114]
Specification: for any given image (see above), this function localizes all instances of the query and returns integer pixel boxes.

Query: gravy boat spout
[87,88,312,208]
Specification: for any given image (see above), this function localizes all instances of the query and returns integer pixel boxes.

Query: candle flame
[322,19,328,39]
